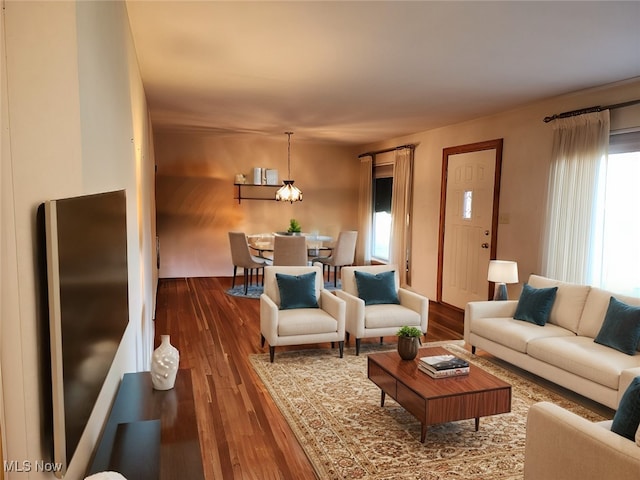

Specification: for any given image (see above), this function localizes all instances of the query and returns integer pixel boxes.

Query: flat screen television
[42,189,129,477]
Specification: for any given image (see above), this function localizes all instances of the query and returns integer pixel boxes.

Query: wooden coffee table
[367,346,511,442]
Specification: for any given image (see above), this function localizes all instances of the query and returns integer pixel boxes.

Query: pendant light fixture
[275,131,303,203]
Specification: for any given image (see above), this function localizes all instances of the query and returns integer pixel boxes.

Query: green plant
[396,326,422,338]
[287,218,302,233]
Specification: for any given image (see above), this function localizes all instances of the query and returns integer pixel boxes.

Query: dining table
[247,233,333,259]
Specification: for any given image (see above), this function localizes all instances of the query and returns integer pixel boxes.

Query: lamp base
[493,283,508,301]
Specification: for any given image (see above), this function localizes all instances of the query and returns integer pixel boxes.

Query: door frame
[437,138,504,307]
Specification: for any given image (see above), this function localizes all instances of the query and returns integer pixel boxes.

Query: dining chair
[312,230,358,286]
[228,231,268,294]
[272,235,308,266]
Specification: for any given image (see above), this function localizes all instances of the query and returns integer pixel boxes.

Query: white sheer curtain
[389,147,413,286]
[542,110,610,283]
[356,156,373,265]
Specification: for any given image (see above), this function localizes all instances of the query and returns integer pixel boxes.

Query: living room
[2,1,640,479]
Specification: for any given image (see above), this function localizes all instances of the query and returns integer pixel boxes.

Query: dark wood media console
[87,369,204,480]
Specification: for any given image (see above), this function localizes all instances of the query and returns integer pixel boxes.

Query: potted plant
[287,218,302,235]
[396,326,422,360]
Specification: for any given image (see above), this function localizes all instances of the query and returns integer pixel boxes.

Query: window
[372,166,393,261]
[589,131,640,296]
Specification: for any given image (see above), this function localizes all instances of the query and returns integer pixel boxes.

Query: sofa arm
[464,300,518,344]
[524,402,640,480]
[398,288,429,334]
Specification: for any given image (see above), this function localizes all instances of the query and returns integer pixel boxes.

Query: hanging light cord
[285,131,293,179]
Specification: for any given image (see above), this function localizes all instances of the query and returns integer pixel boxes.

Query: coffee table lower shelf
[367,347,512,442]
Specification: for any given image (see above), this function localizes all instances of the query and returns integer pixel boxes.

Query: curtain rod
[358,144,416,158]
[543,99,640,123]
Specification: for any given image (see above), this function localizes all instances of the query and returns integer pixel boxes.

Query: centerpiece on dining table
[286,218,302,235]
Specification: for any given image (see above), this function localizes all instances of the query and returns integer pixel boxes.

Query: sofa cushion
[611,377,640,441]
[514,284,558,326]
[527,336,640,390]
[470,316,574,353]
[354,270,400,306]
[527,275,591,333]
[364,304,421,329]
[579,288,640,352]
[594,297,640,355]
[636,422,640,447]
[276,272,319,310]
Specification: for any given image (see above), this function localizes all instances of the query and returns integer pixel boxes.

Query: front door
[438,140,503,309]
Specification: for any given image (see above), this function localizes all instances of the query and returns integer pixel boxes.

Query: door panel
[438,140,503,309]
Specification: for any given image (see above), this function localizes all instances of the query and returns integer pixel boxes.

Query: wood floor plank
[154,277,463,479]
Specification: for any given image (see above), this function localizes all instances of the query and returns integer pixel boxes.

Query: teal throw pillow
[611,376,640,440]
[275,272,319,310]
[354,270,400,306]
[594,297,640,355]
[513,283,558,326]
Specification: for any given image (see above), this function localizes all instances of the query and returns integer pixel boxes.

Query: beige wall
[360,78,640,301]
[1,1,156,478]
[155,132,360,277]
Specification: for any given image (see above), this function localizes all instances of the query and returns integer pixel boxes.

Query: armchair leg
[471,345,476,354]
[244,269,249,295]
[355,338,361,356]
[232,266,237,289]
[338,341,344,358]
[269,346,275,363]
[345,332,350,343]
[260,334,265,348]
[331,342,335,349]
[380,337,383,345]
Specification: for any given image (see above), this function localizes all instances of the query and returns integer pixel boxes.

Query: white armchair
[260,265,346,362]
[336,265,428,355]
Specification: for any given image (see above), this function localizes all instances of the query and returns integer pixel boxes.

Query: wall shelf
[234,183,281,204]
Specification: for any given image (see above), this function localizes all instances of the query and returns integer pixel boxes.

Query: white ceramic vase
[151,334,180,390]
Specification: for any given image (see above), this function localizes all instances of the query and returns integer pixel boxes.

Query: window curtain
[542,110,610,283]
[356,155,373,265]
[389,147,414,286]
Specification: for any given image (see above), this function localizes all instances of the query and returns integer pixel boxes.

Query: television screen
[42,190,129,476]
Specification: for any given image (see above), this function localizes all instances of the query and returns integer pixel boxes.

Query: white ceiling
[125,1,640,145]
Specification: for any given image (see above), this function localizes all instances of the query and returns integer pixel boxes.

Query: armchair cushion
[611,376,640,440]
[514,283,558,326]
[354,270,400,306]
[276,271,319,310]
[594,297,640,355]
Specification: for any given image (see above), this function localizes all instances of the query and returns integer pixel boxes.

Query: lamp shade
[487,260,518,284]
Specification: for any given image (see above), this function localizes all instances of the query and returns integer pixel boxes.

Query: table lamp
[488,260,518,300]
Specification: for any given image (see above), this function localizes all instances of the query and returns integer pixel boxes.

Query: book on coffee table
[418,363,469,378]
[419,354,469,371]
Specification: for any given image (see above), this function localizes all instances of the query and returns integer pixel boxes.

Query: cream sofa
[464,274,640,409]
[524,402,640,480]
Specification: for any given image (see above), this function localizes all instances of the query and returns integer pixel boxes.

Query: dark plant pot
[397,336,419,361]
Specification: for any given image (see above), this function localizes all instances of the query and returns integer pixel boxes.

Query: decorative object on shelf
[151,334,180,390]
[287,218,302,234]
[276,132,303,203]
[395,325,422,360]
[265,168,279,185]
[252,167,263,185]
[488,260,519,300]
[234,173,246,184]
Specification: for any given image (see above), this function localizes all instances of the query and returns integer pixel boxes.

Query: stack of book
[418,354,470,378]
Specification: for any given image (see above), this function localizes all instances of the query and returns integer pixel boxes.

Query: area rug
[226,280,342,299]
[250,342,605,480]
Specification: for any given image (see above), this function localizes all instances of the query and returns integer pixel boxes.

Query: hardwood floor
[154,277,464,480]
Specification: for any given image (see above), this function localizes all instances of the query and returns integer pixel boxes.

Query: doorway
[438,139,503,309]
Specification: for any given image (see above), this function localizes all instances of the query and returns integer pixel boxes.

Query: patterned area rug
[250,342,605,480]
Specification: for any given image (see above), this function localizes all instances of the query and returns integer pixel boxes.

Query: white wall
[360,78,640,300]
[1,1,156,478]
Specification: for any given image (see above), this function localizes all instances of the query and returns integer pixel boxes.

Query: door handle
[481,243,489,249]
